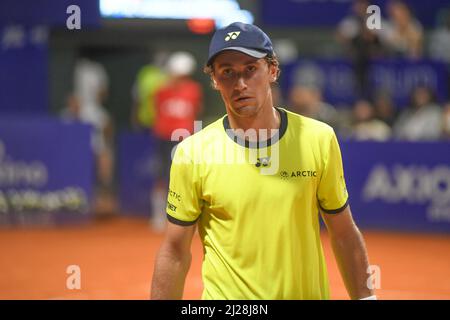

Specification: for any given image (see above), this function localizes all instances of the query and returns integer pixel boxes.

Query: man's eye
[222,69,233,76]
[247,65,256,72]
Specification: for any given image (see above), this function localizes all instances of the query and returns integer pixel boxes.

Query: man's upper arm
[162,222,196,255]
[317,130,349,214]
[166,141,202,226]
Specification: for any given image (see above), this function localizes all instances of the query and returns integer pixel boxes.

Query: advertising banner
[341,141,450,233]
[0,117,94,226]
[118,132,157,216]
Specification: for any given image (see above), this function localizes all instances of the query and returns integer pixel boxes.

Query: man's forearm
[329,227,374,300]
[151,247,192,300]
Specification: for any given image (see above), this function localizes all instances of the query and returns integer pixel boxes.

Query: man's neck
[227,105,281,141]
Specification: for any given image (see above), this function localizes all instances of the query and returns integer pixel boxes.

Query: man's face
[212,50,276,117]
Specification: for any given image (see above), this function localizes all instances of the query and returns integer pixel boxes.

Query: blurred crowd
[289,84,450,141]
[288,0,450,141]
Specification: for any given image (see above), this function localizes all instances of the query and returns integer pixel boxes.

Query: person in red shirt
[153,76,202,139]
[151,51,203,231]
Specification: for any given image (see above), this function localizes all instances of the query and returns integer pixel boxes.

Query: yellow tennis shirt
[166,107,349,300]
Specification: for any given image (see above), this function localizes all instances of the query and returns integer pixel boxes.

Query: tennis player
[151,22,376,300]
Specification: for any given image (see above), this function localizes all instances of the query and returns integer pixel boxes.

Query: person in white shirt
[73,58,114,190]
[393,86,442,141]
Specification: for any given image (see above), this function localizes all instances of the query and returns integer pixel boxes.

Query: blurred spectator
[289,84,339,129]
[336,0,386,98]
[373,91,397,127]
[442,102,450,139]
[429,9,450,63]
[151,51,203,231]
[60,93,82,122]
[349,99,391,141]
[393,86,442,141]
[73,58,114,192]
[130,51,168,130]
[429,9,450,97]
[381,0,423,59]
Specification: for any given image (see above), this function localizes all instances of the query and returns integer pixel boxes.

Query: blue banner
[0,25,48,115]
[0,117,94,226]
[282,59,449,108]
[0,0,100,28]
[262,0,449,27]
[341,141,450,233]
[118,132,157,216]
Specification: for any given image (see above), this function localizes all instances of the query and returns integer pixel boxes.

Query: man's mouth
[234,96,253,102]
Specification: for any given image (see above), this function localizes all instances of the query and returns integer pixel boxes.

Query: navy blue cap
[207,22,274,66]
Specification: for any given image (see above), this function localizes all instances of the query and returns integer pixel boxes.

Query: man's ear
[269,64,278,83]
[212,77,219,90]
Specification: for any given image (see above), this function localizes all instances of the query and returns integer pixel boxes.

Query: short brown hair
[203,53,281,87]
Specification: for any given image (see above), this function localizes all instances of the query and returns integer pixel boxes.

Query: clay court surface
[1,216,449,300]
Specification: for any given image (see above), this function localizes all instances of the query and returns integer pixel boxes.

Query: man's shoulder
[283,108,335,137]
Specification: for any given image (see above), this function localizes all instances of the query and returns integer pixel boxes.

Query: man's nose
[235,75,248,91]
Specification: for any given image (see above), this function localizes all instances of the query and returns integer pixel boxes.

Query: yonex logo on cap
[225,31,240,41]
[207,22,274,66]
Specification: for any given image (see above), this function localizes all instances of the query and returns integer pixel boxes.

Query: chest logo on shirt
[255,157,271,168]
[280,170,317,180]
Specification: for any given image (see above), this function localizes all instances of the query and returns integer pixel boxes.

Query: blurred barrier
[342,141,450,233]
[262,0,445,28]
[0,25,48,115]
[118,131,157,217]
[282,59,449,108]
[118,132,450,233]
[0,117,94,226]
